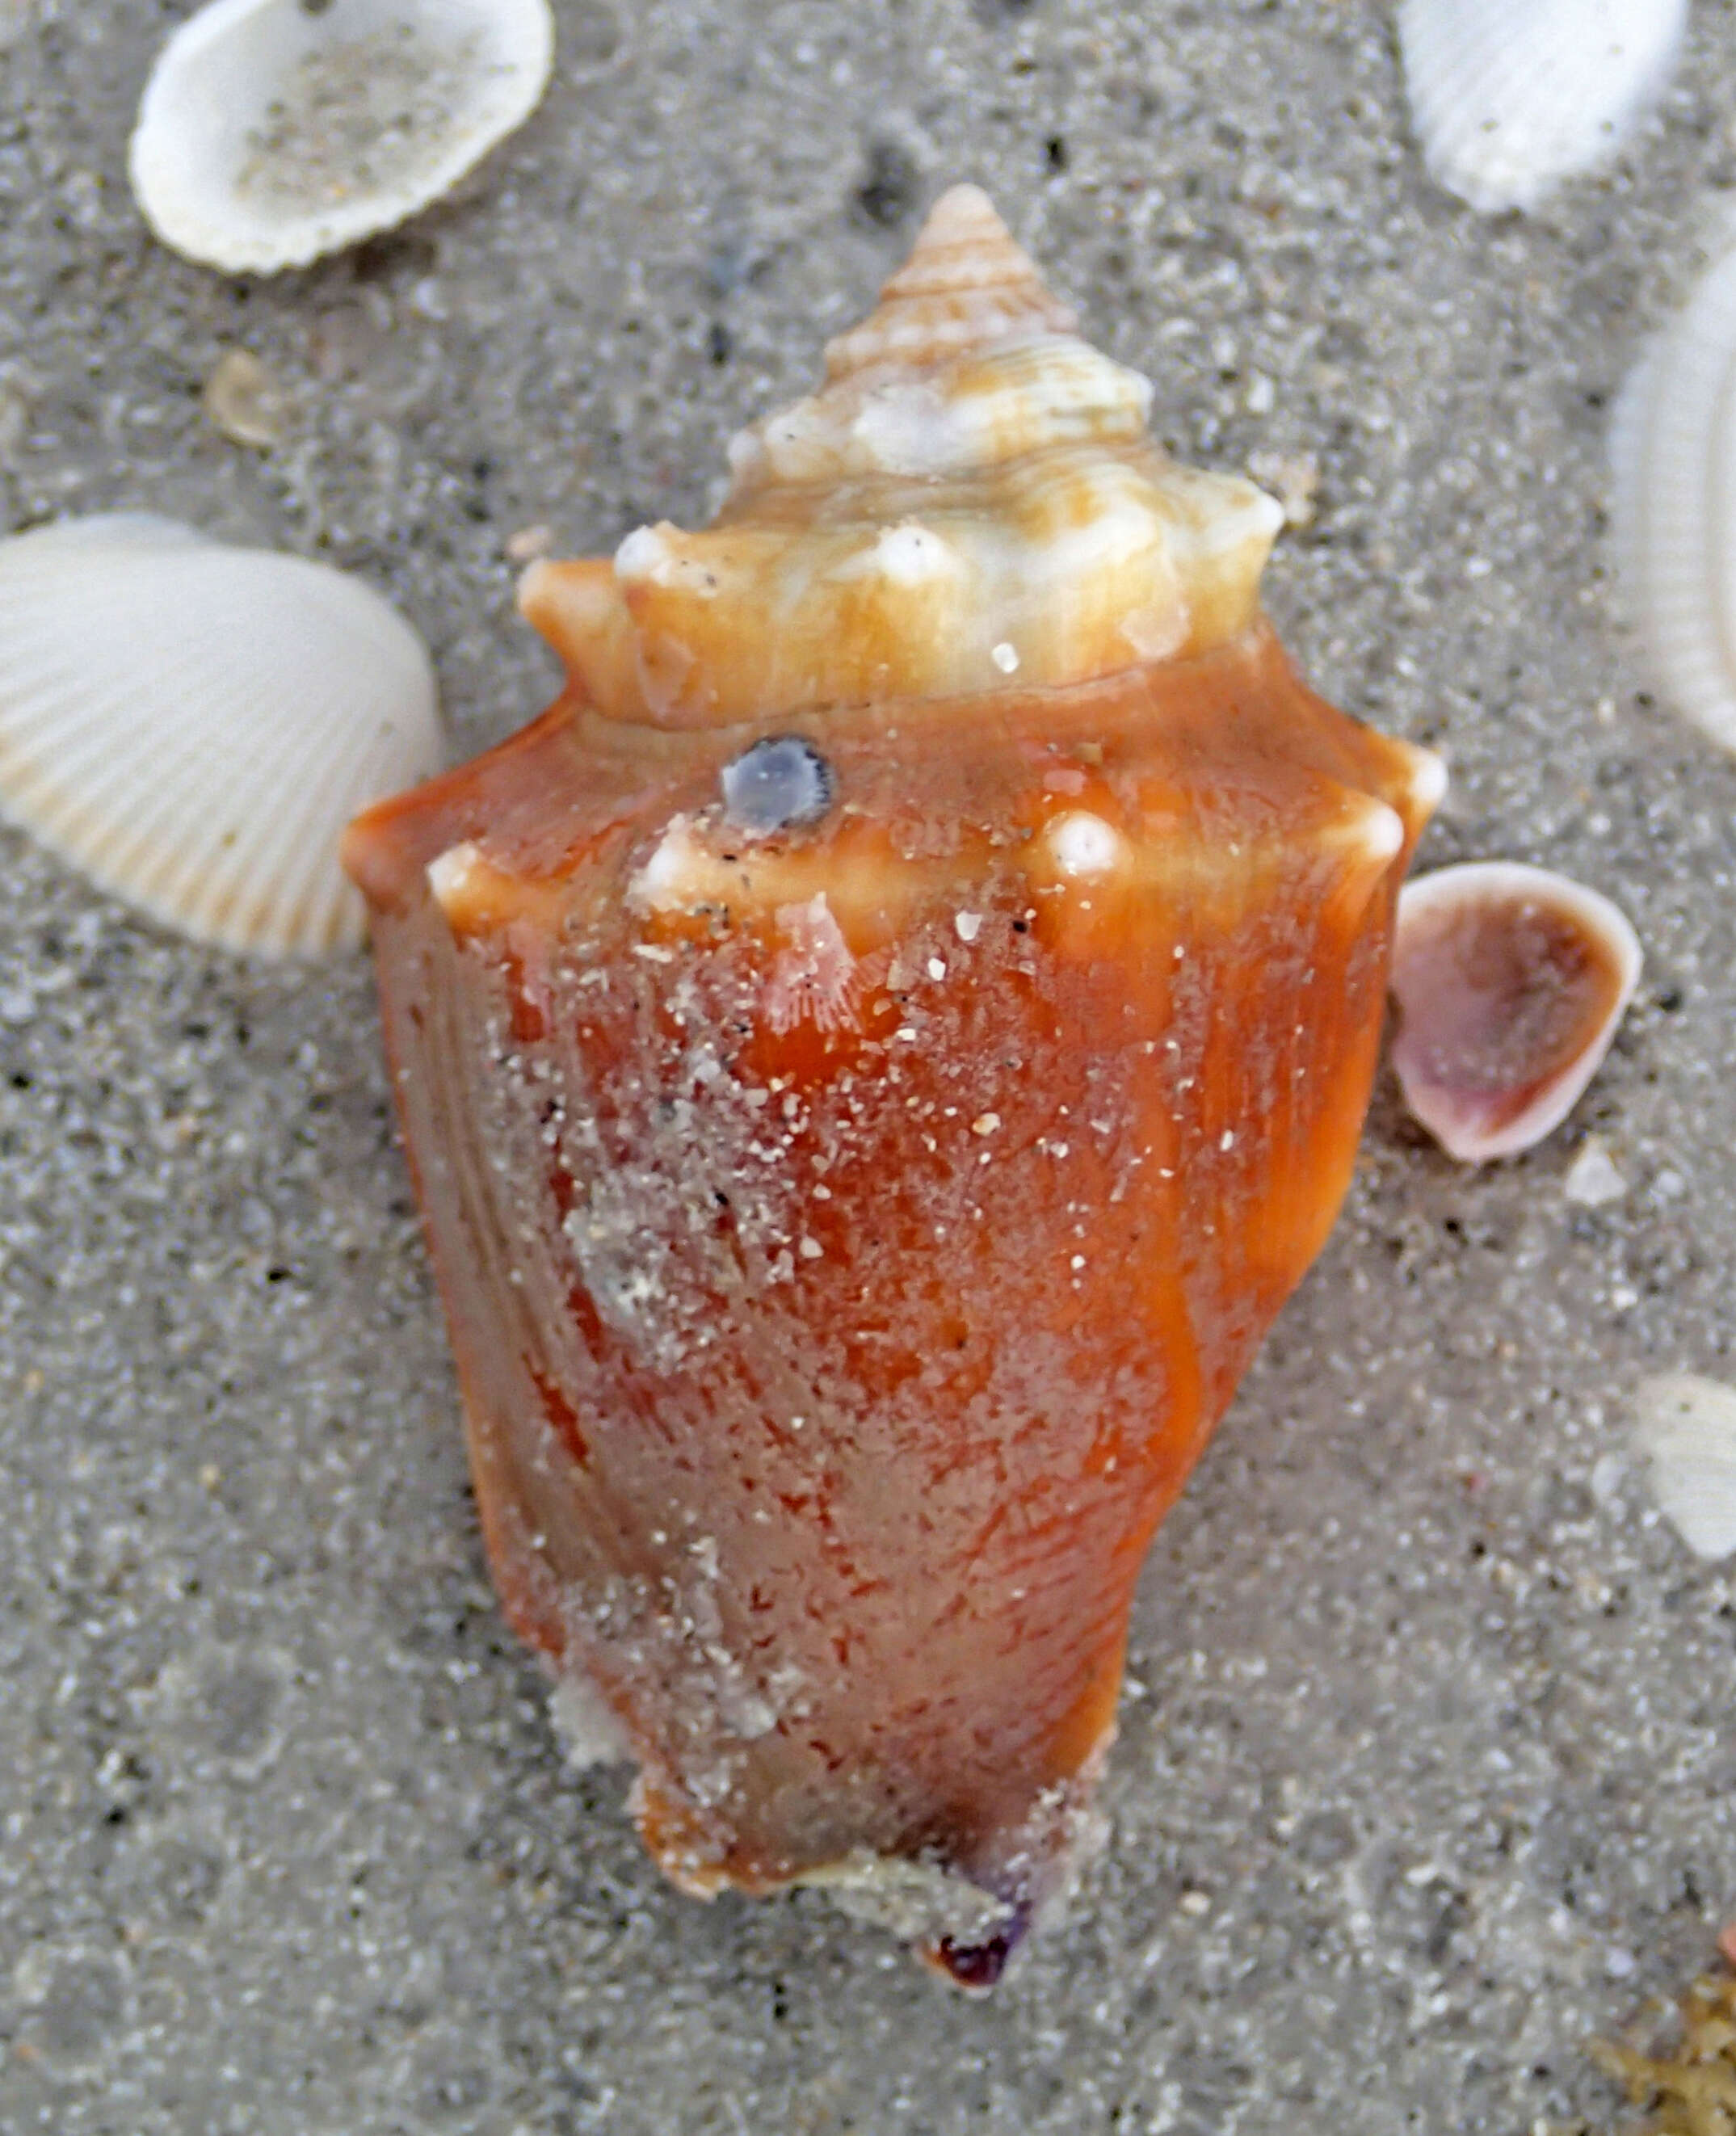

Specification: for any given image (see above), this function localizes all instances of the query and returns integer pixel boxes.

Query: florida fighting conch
[343,186,1446,1987]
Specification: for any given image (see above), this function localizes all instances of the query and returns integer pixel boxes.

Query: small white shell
[1561,1135,1628,1206]
[1633,1372,1736,1560]
[1398,0,1686,214]
[1389,861,1641,1163]
[128,0,554,275]
[1610,242,1736,755]
[0,515,442,955]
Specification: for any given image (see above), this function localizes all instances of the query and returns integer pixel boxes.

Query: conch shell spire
[521,184,1285,729]
[818,183,1079,384]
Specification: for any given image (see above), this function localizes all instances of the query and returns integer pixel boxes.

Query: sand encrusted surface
[4,2,1736,2129]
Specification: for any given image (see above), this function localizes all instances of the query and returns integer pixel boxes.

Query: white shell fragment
[1561,1135,1629,1206]
[1389,862,1641,1163]
[1398,0,1687,214]
[1633,1373,1736,1560]
[128,0,555,274]
[202,348,289,448]
[0,515,442,954]
[1610,243,1736,755]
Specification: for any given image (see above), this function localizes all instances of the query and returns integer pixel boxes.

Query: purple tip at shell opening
[928,1903,1032,1991]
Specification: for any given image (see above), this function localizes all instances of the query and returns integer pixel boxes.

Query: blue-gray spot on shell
[719,736,834,834]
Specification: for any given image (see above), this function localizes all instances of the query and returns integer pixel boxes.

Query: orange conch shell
[344,187,1444,1985]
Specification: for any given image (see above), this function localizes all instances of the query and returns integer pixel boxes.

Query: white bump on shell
[615,527,675,584]
[1046,812,1126,879]
[628,817,707,912]
[1351,801,1405,865]
[870,524,956,587]
[427,842,481,917]
[1405,746,1451,814]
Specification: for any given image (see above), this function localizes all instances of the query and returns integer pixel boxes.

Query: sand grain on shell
[236,27,494,213]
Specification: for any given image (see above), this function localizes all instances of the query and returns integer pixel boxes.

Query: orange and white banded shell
[520,184,1287,729]
[344,187,1444,1983]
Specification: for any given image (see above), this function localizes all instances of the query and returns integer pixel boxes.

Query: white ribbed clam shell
[0,515,442,955]
[1399,0,1686,214]
[1610,242,1736,754]
[128,0,554,274]
[1633,1372,1736,1560]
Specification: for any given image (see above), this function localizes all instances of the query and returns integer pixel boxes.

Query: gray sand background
[4,1,1736,2129]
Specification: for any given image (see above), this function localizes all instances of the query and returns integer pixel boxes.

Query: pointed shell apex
[821,184,1080,385]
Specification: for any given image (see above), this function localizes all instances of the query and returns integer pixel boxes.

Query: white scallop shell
[1633,1372,1736,1560]
[128,0,554,274]
[1398,0,1687,214]
[1610,242,1736,754]
[0,515,442,955]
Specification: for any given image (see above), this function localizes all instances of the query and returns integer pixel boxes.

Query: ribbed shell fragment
[0,515,442,954]
[1398,0,1686,214]
[1609,242,1736,756]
